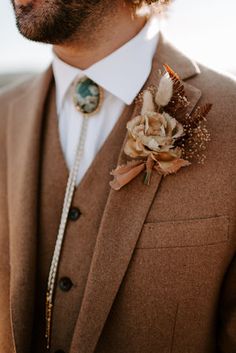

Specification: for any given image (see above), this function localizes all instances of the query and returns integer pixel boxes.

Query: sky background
[0,0,236,75]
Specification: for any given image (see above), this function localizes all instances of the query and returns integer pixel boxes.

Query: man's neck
[53,6,147,70]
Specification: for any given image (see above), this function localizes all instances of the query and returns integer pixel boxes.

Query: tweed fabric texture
[0,35,235,353]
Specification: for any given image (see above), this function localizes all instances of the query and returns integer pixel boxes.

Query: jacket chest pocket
[111,216,230,353]
[136,215,229,249]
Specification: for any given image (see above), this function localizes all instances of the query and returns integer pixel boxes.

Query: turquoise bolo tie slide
[73,76,104,117]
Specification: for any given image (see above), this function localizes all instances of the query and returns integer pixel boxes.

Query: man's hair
[126,0,170,8]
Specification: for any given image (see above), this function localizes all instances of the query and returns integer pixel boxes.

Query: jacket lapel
[7,67,53,353]
[70,35,202,353]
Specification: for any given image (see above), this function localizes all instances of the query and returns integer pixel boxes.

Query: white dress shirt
[52,16,159,185]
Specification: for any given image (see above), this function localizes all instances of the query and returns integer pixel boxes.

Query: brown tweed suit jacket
[0,35,235,353]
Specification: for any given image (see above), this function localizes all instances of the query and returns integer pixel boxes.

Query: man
[0,0,235,352]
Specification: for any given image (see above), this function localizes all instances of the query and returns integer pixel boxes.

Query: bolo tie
[45,76,104,349]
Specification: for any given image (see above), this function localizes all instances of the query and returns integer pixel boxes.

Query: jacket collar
[7,34,201,353]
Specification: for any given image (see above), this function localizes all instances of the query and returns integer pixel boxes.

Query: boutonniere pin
[110,64,212,190]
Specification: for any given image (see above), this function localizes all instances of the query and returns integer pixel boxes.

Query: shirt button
[68,207,81,221]
[59,277,73,292]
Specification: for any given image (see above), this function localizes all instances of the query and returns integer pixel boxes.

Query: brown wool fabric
[0,34,235,353]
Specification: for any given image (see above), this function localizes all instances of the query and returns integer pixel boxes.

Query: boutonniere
[110,64,212,191]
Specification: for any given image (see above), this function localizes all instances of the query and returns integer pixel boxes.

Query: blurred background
[0,0,236,88]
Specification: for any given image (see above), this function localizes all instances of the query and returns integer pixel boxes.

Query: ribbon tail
[110,162,145,191]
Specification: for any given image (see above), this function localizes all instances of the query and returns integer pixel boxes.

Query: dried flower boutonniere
[110,64,212,191]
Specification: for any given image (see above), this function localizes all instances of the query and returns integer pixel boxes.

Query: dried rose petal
[155,158,191,175]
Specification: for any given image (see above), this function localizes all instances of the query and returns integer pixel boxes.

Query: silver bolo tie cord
[45,77,103,349]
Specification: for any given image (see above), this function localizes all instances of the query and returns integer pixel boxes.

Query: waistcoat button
[68,207,81,221]
[59,277,73,292]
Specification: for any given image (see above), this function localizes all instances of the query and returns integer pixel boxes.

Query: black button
[68,207,81,221]
[55,350,65,353]
[59,277,73,292]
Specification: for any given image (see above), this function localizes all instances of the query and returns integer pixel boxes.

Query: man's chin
[12,0,94,45]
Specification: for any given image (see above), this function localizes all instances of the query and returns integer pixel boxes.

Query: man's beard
[11,0,113,45]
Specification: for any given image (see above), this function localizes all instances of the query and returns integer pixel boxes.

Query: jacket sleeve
[218,254,236,352]
[0,102,15,352]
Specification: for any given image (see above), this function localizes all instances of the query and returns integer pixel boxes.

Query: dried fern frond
[163,64,189,118]
[187,103,213,129]
[164,64,184,96]
[197,103,213,122]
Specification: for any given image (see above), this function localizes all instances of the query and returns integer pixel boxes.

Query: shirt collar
[52,15,159,112]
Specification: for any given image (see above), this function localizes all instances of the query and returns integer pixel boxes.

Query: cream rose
[124,111,184,159]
